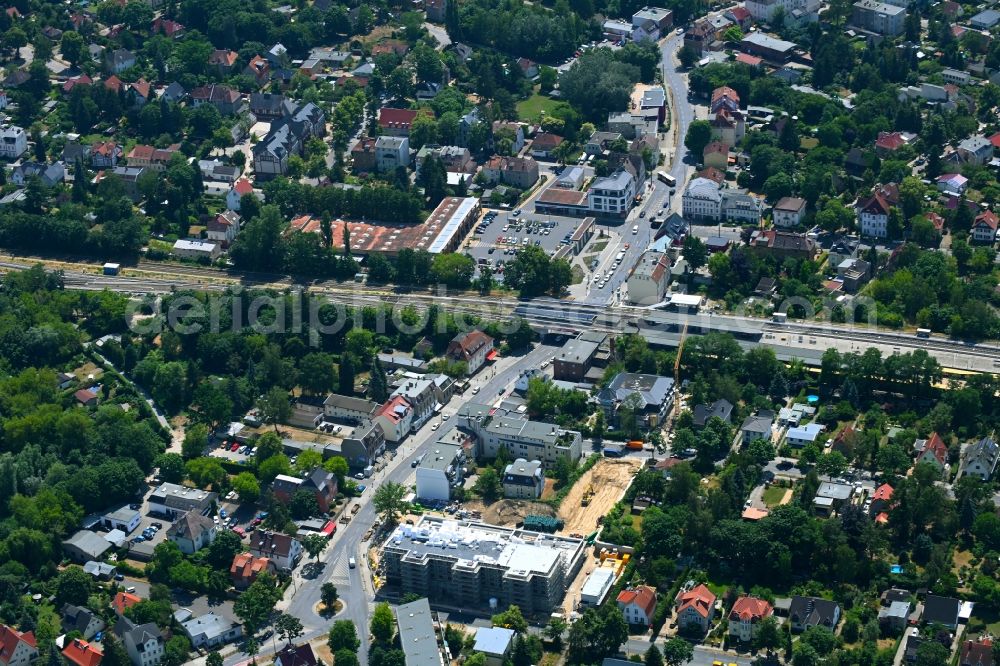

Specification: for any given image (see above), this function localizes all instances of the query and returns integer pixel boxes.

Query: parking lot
[465,208,596,280]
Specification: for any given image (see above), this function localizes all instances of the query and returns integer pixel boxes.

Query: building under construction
[381,516,587,615]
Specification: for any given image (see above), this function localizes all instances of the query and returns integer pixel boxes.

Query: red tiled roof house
[446,330,495,376]
[617,586,657,626]
[676,584,717,634]
[728,596,773,642]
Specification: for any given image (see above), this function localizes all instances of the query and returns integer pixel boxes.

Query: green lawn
[762,485,788,508]
[516,94,567,123]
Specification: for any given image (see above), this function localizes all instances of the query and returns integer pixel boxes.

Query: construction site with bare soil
[463,457,642,538]
[558,458,643,534]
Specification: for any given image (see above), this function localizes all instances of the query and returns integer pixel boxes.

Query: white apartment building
[682,177,723,220]
[772,197,806,227]
[375,135,409,172]
[0,125,28,160]
[587,170,636,218]
[628,250,671,306]
[745,0,820,22]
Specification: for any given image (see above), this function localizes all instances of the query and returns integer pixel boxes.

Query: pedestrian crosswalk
[328,556,352,586]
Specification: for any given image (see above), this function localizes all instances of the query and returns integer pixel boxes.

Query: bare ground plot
[558,459,642,534]
[464,499,556,527]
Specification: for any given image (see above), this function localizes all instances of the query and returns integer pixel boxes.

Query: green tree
[163,636,191,666]
[61,31,85,67]
[298,353,337,395]
[915,641,950,666]
[232,472,260,503]
[257,387,291,432]
[55,566,92,606]
[370,602,396,643]
[185,457,226,489]
[661,638,693,666]
[685,120,713,157]
[206,653,223,666]
[645,645,664,666]
[321,584,340,613]
[182,423,209,459]
[324,456,349,485]
[302,533,329,562]
[682,236,708,272]
[372,482,408,524]
[473,467,502,503]
[155,453,186,484]
[233,573,281,635]
[275,613,304,646]
[753,616,781,653]
[369,356,389,403]
[492,605,528,633]
[328,620,359,652]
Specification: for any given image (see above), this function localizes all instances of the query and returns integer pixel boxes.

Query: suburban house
[748,229,817,260]
[323,394,378,424]
[675,584,717,634]
[181,613,243,649]
[126,144,181,172]
[62,606,104,641]
[915,432,949,475]
[107,48,136,73]
[446,330,495,375]
[248,530,302,570]
[922,595,961,629]
[693,399,734,427]
[958,135,994,165]
[972,211,998,244]
[772,197,807,228]
[960,639,993,666]
[480,156,540,189]
[114,617,165,666]
[960,436,999,481]
[374,396,414,444]
[741,412,774,444]
[0,625,37,666]
[62,639,102,666]
[472,627,514,666]
[205,211,241,247]
[786,423,825,447]
[937,173,969,195]
[617,586,657,627]
[273,644,319,666]
[502,459,544,499]
[113,591,142,616]
[492,121,526,152]
[597,373,674,428]
[230,553,276,589]
[874,131,915,157]
[788,596,841,632]
[870,483,894,517]
[728,596,774,642]
[378,108,419,136]
[530,132,564,159]
[90,141,121,168]
[190,84,243,115]
[226,177,257,211]
[166,512,217,554]
[878,591,912,632]
[271,468,339,512]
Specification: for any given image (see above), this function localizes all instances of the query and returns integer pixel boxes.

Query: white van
[632,224,639,234]
[348,557,357,569]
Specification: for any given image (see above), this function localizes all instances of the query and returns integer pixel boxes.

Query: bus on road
[656,171,677,188]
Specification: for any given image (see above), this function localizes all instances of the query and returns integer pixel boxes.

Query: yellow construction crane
[672,321,689,421]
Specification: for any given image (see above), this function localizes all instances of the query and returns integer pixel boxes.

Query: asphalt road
[221,343,563,666]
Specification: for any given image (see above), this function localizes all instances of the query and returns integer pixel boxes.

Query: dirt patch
[558,459,641,534]
[541,478,557,500]
[465,499,556,527]
[72,362,103,382]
